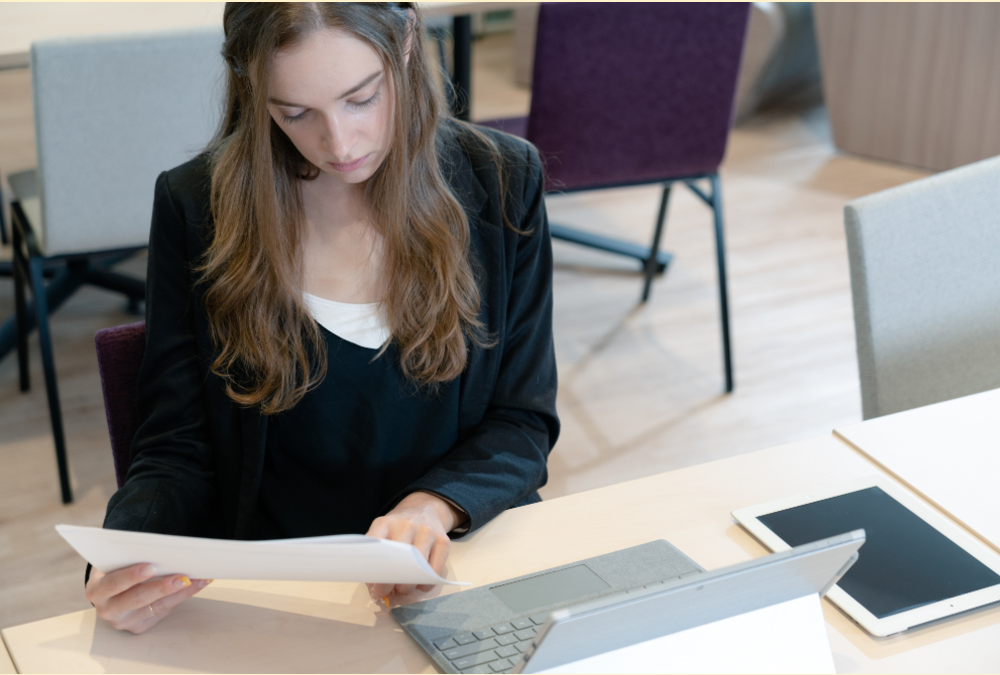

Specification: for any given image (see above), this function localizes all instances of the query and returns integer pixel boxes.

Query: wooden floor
[0,33,929,631]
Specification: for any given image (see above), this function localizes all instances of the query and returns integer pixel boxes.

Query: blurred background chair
[2,27,223,503]
[94,321,145,489]
[845,154,1000,420]
[477,2,751,393]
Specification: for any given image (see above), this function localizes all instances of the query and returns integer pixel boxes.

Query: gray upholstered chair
[2,28,224,503]
[845,154,1000,420]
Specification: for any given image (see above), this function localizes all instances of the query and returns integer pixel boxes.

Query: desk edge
[832,428,1000,556]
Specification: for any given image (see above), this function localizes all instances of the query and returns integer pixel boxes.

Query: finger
[154,577,212,614]
[395,526,439,596]
[413,535,450,593]
[103,574,193,619]
[370,516,421,598]
[117,578,211,634]
[365,517,391,540]
[87,563,157,604]
[369,582,394,601]
[427,531,451,578]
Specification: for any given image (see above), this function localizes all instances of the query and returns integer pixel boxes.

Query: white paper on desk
[56,524,469,585]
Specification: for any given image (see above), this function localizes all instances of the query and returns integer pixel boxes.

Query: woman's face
[267,29,393,189]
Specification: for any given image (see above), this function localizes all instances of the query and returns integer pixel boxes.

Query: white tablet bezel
[731,474,1000,637]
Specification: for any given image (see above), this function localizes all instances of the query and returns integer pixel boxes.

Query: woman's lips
[328,155,369,172]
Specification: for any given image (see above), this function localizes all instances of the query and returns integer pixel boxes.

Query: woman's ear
[404,8,416,65]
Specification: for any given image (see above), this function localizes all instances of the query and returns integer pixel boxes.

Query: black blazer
[103,122,559,540]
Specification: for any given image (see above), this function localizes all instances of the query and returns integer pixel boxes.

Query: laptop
[391,539,705,674]
[392,532,863,674]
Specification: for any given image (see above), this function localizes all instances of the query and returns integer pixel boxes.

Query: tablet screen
[757,487,1000,619]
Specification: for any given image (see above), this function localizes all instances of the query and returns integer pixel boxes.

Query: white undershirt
[303,291,469,531]
[302,292,390,349]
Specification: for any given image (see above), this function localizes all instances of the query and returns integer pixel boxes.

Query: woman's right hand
[85,563,211,634]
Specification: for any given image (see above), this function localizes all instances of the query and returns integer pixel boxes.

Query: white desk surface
[835,388,1000,555]
[4,433,1000,673]
[0,2,521,69]
[0,638,15,675]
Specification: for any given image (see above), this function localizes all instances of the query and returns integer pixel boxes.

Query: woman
[84,2,557,634]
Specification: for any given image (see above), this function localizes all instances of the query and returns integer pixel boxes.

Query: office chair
[477,2,750,393]
[3,28,224,503]
[95,321,146,489]
[845,154,1000,420]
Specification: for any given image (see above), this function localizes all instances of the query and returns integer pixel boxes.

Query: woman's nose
[322,115,355,159]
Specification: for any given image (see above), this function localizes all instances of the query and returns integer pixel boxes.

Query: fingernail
[197,579,212,588]
[141,564,157,577]
[174,576,192,588]
[383,595,391,607]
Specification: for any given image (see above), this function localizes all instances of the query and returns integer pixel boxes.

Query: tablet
[731,475,1000,636]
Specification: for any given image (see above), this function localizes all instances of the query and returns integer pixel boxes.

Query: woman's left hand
[366,491,465,602]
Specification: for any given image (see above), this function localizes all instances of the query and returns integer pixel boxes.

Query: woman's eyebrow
[267,70,383,108]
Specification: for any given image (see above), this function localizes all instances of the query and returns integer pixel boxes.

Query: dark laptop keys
[453,650,502,670]
[434,637,458,650]
[514,627,536,641]
[495,633,518,647]
[445,638,500,661]
[440,619,541,673]
[453,632,478,646]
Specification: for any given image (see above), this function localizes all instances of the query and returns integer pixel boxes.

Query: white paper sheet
[534,594,835,675]
[56,524,468,585]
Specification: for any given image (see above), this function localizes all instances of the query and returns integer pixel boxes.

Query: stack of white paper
[57,524,468,585]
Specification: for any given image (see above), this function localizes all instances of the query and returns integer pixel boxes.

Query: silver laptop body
[516,530,864,673]
[391,539,706,674]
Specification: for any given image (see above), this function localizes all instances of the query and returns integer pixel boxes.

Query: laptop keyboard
[432,614,547,673]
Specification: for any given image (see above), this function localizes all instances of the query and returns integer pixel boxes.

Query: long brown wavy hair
[203,2,499,415]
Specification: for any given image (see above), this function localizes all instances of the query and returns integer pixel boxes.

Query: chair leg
[12,206,30,392]
[1,185,8,246]
[430,26,456,109]
[451,15,472,121]
[29,255,73,504]
[709,173,734,393]
[641,184,673,303]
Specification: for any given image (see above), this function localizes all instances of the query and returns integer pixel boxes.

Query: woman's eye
[350,91,381,110]
[280,110,307,124]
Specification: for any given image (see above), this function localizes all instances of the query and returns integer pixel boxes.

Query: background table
[0,2,524,121]
[4,430,1000,673]
[0,638,15,675]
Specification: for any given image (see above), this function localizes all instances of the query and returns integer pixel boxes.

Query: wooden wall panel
[815,3,1000,171]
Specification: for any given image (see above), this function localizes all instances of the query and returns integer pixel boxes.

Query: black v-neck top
[253,327,460,539]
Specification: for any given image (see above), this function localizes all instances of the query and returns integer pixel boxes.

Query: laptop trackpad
[490,564,611,614]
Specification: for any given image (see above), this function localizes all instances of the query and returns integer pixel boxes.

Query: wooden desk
[4,433,1000,673]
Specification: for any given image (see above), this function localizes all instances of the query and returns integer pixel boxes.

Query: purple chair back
[525,3,750,191]
[94,321,146,488]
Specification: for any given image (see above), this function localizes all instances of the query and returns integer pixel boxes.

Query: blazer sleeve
[102,169,220,537]
[394,143,559,533]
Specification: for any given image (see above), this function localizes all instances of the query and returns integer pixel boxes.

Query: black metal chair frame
[2,197,145,504]
[550,171,733,393]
